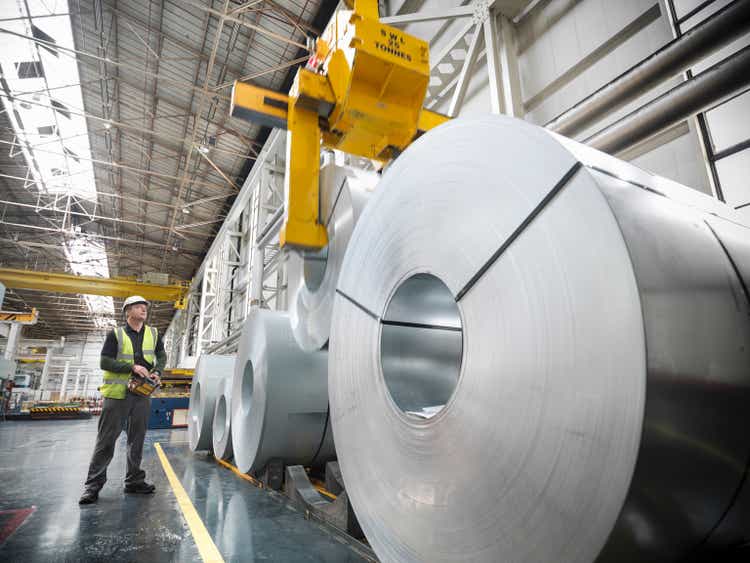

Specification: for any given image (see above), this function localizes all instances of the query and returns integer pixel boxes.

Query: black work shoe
[79,490,99,505]
[124,482,156,494]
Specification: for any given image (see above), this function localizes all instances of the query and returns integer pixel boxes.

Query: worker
[79,295,166,505]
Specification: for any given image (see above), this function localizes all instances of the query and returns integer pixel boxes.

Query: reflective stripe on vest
[104,378,131,385]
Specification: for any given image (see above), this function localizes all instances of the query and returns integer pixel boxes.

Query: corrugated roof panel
[0,0,325,336]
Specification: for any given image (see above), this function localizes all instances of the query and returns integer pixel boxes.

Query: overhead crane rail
[0,268,189,309]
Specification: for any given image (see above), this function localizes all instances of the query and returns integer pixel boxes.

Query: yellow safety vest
[100,325,157,399]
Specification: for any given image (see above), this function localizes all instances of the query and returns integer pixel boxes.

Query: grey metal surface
[706,216,750,291]
[545,0,750,137]
[289,163,378,351]
[329,115,750,562]
[212,375,234,461]
[231,308,334,474]
[381,273,463,328]
[330,116,646,563]
[589,169,750,562]
[188,354,234,452]
[586,44,750,155]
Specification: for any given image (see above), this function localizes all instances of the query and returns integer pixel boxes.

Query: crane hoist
[230,0,449,250]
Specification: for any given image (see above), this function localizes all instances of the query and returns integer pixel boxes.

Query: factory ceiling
[0,0,335,338]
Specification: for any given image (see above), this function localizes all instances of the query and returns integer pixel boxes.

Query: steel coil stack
[230,308,335,474]
[328,115,750,563]
[188,354,236,452]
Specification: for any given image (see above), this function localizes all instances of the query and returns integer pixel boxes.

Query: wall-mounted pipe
[546,0,750,138]
[586,44,750,155]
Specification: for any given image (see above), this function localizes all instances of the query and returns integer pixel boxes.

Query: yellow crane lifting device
[230,0,449,249]
[0,268,189,309]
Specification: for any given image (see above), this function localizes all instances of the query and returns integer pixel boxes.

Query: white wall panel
[389,0,717,194]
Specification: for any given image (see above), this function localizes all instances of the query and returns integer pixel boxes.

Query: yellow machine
[128,374,161,397]
[230,0,448,249]
[0,268,189,309]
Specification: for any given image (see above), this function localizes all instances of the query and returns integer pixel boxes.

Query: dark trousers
[84,394,150,492]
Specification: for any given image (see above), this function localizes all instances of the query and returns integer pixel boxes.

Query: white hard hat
[122,295,150,312]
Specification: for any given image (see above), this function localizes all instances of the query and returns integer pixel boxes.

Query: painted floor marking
[154,442,224,563]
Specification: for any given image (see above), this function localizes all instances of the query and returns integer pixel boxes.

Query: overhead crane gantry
[0,268,189,309]
[230,0,449,250]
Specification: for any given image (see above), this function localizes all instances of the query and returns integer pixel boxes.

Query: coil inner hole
[379,273,463,419]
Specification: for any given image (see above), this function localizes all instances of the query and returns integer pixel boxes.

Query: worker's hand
[132,365,150,378]
[150,373,161,386]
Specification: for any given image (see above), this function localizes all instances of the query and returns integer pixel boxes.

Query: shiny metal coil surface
[289,163,378,351]
[329,115,750,563]
[188,354,235,452]
[231,308,335,474]
[212,375,234,460]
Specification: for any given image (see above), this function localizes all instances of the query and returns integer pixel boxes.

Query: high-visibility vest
[100,325,157,399]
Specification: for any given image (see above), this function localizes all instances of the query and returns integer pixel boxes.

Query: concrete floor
[0,418,370,562]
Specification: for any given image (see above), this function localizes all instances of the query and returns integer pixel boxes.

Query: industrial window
[51,99,70,119]
[665,0,750,219]
[14,61,44,79]
[63,147,80,163]
[37,125,55,136]
[31,24,58,58]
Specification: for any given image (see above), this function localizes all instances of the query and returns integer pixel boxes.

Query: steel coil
[212,375,234,460]
[289,163,378,351]
[231,308,335,474]
[188,354,236,452]
[329,115,750,562]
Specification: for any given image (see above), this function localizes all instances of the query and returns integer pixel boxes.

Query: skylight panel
[50,98,70,119]
[0,0,115,325]
[31,24,58,58]
[15,60,45,79]
[63,146,79,163]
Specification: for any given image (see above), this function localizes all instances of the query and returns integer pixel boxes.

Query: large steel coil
[289,163,378,351]
[212,375,233,460]
[188,354,235,452]
[329,115,750,563]
[231,308,335,474]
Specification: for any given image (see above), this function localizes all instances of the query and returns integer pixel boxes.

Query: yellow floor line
[214,456,337,500]
[214,456,264,488]
[155,442,224,563]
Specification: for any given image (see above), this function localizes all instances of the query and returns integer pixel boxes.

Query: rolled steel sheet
[212,376,234,460]
[188,354,236,452]
[231,308,335,474]
[329,115,750,563]
[289,163,378,351]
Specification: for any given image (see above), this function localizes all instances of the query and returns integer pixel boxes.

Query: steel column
[72,368,81,397]
[60,361,70,400]
[4,324,21,360]
[498,14,523,117]
[483,8,503,114]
